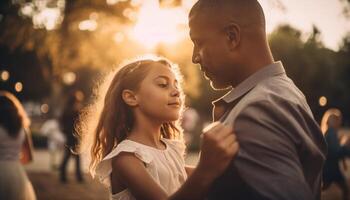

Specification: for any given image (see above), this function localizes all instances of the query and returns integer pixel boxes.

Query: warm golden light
[114,32,125,43]
[75,90,85,101]
[79,19,98,31]
[63,72,76,85]
[18,0,65,30]
[123,8,137,21]
[15,82,23,92]
[40,104,49,114]
[131,1,189,49]
[106,0,128,5]
[20,3,34,16]
[1,70,10,81]
[130,0,142,7]
[89,12,99,20]
[319,96,327,107]
[32,8,64,30]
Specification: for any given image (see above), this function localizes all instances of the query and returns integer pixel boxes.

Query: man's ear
[122,89,138,107]
[225,23,241,50]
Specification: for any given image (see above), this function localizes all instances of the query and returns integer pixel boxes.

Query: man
[188,0,327,199]
[59,91,84,183]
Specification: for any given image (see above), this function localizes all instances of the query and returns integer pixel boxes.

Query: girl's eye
[158,83,168,88]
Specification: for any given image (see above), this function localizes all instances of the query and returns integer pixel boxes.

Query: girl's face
[134,62,182,123]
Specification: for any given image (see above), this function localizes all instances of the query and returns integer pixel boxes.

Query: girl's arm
[112,152,168,200]
[112,152,218,200]
[112,122,238,200]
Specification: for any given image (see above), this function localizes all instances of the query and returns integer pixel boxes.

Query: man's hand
[197,122,239,180]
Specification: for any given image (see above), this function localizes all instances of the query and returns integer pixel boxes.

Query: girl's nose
[171,87,180,97]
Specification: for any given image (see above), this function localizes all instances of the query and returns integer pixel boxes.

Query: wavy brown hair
[0,91,30,138]
[78,56,185,177]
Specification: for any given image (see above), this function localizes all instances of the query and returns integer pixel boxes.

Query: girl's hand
[197,122,239,180]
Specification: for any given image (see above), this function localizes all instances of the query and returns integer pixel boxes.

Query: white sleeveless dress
[0,126,36,200]
[95,138,188,200]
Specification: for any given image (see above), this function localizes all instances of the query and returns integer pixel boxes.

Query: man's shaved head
[188,0,274,89]
[189,0,266,33]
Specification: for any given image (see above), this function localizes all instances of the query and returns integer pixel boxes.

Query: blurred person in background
[40,118,66,170]
[181,107,199,145]
[322,108,350,200]
[59,90,85,183]
[0,90,36,200]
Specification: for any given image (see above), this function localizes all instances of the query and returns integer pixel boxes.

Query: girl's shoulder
[95,140,154,186]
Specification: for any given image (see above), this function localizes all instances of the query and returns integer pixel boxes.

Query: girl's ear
[122,89,138,107]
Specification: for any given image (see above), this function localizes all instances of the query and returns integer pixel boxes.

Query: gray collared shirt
[208,62,327,200]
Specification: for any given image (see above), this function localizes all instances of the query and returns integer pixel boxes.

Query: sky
[260,0,350,51]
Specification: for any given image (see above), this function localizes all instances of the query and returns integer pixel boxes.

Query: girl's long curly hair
[77,56,185,177]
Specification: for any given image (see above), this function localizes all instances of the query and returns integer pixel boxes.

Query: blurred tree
[0,0,142,103]
[0,1,52,100]
[336,33,350,125]
[269,24,342,122]
[0,46,51,100]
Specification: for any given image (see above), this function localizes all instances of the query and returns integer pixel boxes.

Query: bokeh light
[63,72,76,85]
[106,0,128,6]
[15,82,23,92]
[19,0,65,30]
[0,70,10,81]
[40,103,49,114]
[319,96,327,107]
[75,90,85,101]
[79,19,98,31]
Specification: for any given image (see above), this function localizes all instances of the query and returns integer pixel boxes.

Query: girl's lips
[168,102,181,108]
[168,102,180,106]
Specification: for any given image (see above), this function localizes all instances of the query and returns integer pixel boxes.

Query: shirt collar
[213,61,286,105]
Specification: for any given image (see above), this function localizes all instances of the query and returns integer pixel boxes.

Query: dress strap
[95,140,154,186]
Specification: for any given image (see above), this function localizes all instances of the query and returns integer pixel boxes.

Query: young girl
[79,56,239,200]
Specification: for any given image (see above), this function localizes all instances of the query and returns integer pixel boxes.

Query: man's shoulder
[228,75,313,123]
[244,75,307,108]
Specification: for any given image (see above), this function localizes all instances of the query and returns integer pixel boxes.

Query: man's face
[189,13,233,90]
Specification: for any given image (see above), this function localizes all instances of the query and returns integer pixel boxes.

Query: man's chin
[210,80,231,91]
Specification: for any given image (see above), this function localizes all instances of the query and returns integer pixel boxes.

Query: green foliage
[269,24,350,124]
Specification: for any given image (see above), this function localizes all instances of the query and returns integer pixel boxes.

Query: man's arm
[233,99,323,200]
